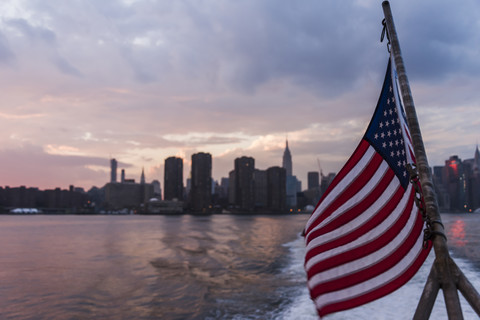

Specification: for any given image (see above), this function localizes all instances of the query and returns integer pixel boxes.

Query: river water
[0,213,479,319]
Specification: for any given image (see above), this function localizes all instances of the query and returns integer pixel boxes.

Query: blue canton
[365,62,409,189]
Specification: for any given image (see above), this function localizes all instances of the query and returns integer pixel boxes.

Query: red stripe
[305,150,383,237]
[304,180,405,264]
[307,187,416,279]
[307,140,371,230]
[318,241,431,317]
[309,192,420,296]
[307,165,395,245]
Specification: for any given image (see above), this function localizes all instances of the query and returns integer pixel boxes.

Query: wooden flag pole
[382,1,480,319]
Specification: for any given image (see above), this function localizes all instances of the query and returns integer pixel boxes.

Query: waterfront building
[234,156,255,211]
[110,158,118,183]
[140,168,145,184]
[254,169,268,209]
[164,157,184,201]
[190,152,212,212]
[443,155,467,212]
[308,171,320,190]
[282,139,292,177]
[228,170,236,206]
[267,166,286,212]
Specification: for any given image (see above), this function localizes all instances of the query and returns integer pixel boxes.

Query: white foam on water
[280,234,480,320]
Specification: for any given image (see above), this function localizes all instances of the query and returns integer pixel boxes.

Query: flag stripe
[305,168,402,263]
[308,192,420,294]
[317,237,431,317]
[308,140,371,218]
[306,186,416,280]
[305,181,411,269]
[306,148,384,241]
[306,163,393,247]
[304,58,431,317]
[305,140,373,233]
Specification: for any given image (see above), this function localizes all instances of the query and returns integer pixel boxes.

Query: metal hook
[380,19,391,53]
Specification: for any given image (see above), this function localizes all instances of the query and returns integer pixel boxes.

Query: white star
[384,110,388,116]
[385,121,390,127]
[389,141,393,147]
[397,150,401,156]
[391,119,395,125]
[389,109,393,115]
[391,151,395,157]
[381,132,385,139]
[374,133,379,139]
[393,129,397,136]
[379,122,383,128]
[398,161,402,167]
[382,142,387,148]
[387,131,392,137]
[395,140,399,146]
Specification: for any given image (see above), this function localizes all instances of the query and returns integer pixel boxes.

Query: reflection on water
[0,214,309,320]
[448,219,467,247]
[442,213,480,268]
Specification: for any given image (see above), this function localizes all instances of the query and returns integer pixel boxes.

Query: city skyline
[0,1,479,190]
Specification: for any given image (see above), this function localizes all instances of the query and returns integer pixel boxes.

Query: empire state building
[282,139,292,176]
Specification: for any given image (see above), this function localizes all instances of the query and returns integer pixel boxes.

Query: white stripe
[305,146,376,232]
[391,59,415,165]
[305,182,410,271]
[314,228,425,311]
[306,160,389,244]
[307,202,419,288]
[305,177,403,253]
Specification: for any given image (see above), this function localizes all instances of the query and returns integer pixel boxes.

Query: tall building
[282,139,298,207]
[308,171,320,190]
[190,152,212,212]
[254,169,267,209]
[140,167,145,184]
[228,170,236,205]
[282,139,292,176]
[443,155,467,211]
[164,157,184,201]
[110,158,118,183]
[267,166,286,212]
[234,156,255,211]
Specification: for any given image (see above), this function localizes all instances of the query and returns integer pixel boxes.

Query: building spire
[140,167,146,184]
[474,144,480,172]
[282,138,292,176]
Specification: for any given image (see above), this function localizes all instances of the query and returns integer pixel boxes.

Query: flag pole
[382,1,480,319]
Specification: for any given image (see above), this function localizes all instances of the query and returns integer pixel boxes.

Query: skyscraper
[282,139,292,176]
[164,157,184,201]
[308,171,320,190]
[190,152,212,212]
[140,167,145,184]
[110,158,117,183]
[234,156,255,211]
[267,166,286,212]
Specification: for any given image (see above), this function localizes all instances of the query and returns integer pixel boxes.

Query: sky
[0,0,479,191]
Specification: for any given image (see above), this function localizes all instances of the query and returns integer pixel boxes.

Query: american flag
[304,59,431,318]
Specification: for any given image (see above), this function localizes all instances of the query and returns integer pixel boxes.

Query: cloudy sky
[0,0,479,191]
